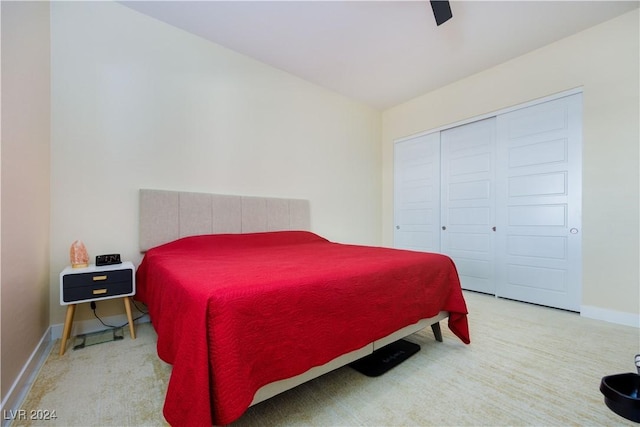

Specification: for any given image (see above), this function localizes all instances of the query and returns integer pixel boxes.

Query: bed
[136,189,470,426]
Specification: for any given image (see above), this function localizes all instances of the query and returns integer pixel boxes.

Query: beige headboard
[139,189,311,252]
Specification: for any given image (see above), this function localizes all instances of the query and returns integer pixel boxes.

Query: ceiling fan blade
[430,0,453,26]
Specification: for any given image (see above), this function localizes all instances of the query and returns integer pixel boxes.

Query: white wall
[1,1,51,401]
[49,2,381,323]
[382,10,639,320]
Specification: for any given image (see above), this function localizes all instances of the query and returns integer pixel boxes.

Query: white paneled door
[393,92,582,312]
[495,94,582,311]
[394,133,441,252]
[440,118,497,294]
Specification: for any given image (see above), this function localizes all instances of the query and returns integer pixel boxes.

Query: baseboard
[0,328,52,427]
[581,305,640,328]
[50,313,150,340]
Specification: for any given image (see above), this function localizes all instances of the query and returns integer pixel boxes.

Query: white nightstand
[59,261,136,355]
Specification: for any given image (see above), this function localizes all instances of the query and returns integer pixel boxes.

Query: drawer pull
[93,275,108,281]
[93,289,108,295]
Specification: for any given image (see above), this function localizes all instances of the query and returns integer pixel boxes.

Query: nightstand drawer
[60,262,135,305]
[62,280,133,303]
[63,269,131,288]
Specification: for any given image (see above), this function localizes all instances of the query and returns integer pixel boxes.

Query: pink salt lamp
[70,240,89,268]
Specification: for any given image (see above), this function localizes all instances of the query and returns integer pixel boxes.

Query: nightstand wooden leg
[59,304,76,356]
[123,297,136,339]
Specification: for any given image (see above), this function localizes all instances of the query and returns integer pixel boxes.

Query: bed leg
[431,322,443,342]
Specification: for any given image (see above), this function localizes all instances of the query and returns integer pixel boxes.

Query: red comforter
[136,231,469,426]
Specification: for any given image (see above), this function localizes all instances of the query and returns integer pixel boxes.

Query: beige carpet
[13,291,640,426]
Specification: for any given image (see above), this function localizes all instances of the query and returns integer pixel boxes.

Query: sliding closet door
[394,133,441,252]
[440,118,496,294]
[495,94,582,311]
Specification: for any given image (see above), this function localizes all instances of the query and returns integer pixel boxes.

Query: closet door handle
[492,226,496,232]
[441,226,446,231]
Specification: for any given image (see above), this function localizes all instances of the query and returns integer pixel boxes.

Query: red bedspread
[136,231,469,426]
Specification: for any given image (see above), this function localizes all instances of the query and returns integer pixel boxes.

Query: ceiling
[122,1,639,110]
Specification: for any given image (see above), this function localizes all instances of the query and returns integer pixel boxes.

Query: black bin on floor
[600,372,640,423]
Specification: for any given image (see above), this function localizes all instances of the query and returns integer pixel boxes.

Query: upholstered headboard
[139,189,311,252]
